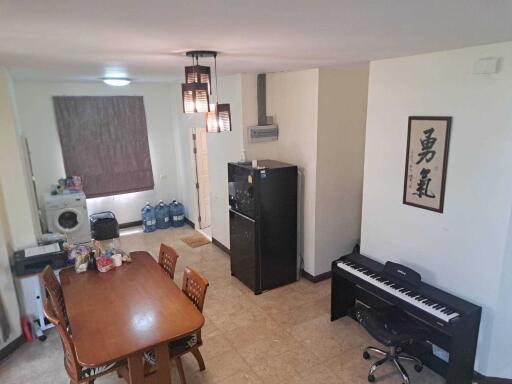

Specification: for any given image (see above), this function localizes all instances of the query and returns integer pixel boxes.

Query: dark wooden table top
[60,251,204,367]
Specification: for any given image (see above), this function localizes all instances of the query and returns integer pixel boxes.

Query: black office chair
[355,306,424,384]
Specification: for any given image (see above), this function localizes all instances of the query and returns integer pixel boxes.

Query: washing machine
[44,192,91,244]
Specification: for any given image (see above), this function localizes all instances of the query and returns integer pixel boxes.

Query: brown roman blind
[53,96,154,198]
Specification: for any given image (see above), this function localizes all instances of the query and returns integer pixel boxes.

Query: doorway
[192,127,211,235]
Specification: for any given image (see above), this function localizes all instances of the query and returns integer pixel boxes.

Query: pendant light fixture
[181,51,232,132]
[185,63,211,94]
[206,54,232,132]
[181,52,213,113]
[182,82,209,113]
[206,103,231,132]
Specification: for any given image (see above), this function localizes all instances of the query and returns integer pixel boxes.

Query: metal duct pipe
[257,73,267,126]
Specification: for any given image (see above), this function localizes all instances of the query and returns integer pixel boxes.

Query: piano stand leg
[397,354,423,369]
[393,359,410,384]
[369,356,387,376]
[365,346,387,357]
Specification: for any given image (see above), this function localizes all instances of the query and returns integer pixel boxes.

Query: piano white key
[337,260,459,323]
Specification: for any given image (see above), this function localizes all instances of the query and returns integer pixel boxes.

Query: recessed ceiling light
[102,78,131,86]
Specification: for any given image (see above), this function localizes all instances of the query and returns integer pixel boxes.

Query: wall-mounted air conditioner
[248,125,279,143]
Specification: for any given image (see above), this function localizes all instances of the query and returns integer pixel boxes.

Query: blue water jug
[141,202,156,232]
[155,200,170,229]
[169,200,185,227]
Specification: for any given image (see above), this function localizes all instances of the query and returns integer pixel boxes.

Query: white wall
[174,75,244,247]
[242,68,367,276]
[361,41,512,377]
[13,82,180,225]
[0,181,22,351]
[172,91,202,225]
[242,69,319,274]
[0,67,32,350]
[266,69,320,274]
[314,66,368,274]
[0,68,38,249]
[0,67,36,249]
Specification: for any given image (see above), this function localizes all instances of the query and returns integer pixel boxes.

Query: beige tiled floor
[0,226,444,383]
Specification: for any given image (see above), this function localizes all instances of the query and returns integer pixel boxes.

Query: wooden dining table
[60,251,204,384]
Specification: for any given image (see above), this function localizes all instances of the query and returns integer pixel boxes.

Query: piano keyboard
[337,259,460,323]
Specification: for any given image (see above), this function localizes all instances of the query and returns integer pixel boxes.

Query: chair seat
[356,306,426,347]
[144,334,198,365]
[80,359,126,380]
[169,333,198,355]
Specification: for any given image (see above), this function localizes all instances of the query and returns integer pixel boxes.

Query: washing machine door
[54,208,84,234]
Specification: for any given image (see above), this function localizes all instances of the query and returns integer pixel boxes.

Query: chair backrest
[181,267,209,313]
[158,243,179,279]
[40,265,68,327]
[43,297,80,381]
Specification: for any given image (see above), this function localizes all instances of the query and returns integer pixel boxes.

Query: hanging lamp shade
[185,65,212,94]
[182,82,210,113]
[206,103,232,132]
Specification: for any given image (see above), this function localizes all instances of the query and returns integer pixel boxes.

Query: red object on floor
[21,316,32,343]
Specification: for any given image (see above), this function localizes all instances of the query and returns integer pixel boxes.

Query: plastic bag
[71,245,91,273]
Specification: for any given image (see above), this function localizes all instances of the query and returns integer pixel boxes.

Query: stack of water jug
[141,200,185,233]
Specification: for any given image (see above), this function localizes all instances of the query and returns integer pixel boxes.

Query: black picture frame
[403,116,452,213]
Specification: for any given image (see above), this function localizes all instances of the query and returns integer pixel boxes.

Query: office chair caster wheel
[368,374,375,382]
[363,351,370,360]
[414,364,423,372]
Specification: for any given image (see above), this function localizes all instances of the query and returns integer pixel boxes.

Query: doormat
[181,233,210,248]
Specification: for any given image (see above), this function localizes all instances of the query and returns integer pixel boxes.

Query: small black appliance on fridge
[228,160,298,294]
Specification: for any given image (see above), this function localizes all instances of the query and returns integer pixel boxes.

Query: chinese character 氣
[413,168,435,198]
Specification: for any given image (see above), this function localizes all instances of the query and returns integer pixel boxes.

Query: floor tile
[0,226,445,384]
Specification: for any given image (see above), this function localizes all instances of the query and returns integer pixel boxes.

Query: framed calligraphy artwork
[403,116,451,213]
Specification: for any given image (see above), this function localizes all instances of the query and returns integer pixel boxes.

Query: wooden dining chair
[40,265,69,328]
[42,297,126,384]
[158,243,179,279]
[172,267,209,384]
[144,267,209,384]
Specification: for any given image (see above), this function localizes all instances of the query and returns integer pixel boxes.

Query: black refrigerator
[228,160,298,294]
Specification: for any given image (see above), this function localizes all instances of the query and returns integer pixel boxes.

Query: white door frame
[191,127,212,238]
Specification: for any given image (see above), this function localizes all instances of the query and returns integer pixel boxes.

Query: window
[53,96,154,198]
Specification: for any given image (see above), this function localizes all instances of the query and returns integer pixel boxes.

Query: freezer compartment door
[228,163,257,219]
[229,209,259,292]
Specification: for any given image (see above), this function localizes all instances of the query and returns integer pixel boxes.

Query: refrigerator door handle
[229,209,256,223]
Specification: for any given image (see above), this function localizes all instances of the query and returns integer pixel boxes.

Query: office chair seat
[356,306,425,384]
[356,306,425,347]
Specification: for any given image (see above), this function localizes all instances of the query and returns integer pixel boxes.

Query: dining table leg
[154,343,172,384]
[127,353,145,384]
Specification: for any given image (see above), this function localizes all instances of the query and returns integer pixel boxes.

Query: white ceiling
[1,0,512,82]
